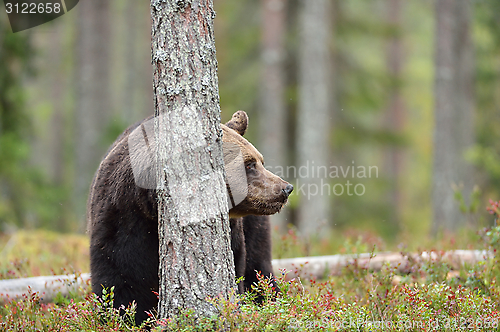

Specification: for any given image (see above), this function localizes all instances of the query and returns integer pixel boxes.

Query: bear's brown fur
[88,111,292,325]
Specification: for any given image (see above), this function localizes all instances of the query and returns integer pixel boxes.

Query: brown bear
[87,111,292,325]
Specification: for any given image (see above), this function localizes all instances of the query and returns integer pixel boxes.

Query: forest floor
[0,226,499,331]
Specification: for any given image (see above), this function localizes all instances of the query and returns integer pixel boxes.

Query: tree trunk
[49,23,67,231]
[296,0,332,237]
[259,0,288,232]
[385,0,405,229]
[120,0,139,122]
[150,0,236,319]
[432,0,474,233]
[453,0,475,214]
[74,0,110,222]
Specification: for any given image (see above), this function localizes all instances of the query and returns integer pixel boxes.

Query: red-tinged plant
[487,199,500,217]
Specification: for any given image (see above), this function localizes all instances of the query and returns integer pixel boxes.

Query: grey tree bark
[74,0,110,222]
[122,0,139,121]
[297,0,332,237]
[385,0,405,229]
[432,0,475,233]
[259,0,288,232]
[150,0,236,319]
[28,20,69,229]
[48,23,67,230]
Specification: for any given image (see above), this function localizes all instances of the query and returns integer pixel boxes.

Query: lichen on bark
[150,0,236,319]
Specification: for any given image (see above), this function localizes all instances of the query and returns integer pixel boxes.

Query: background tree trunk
[74,0,110,222]
[432,0,474,233]
[151,0,236,319]
[121,0,139,122]
[48,23,68,231]
[259,0,288,232]
[384,0,405,230]
[453,0,475,215]
[296,0,332,237]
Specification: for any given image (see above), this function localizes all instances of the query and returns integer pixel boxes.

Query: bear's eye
[245,162,256,171]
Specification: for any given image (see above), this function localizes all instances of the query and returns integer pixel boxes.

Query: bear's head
[127,110,292,217]
[222,111,293,217]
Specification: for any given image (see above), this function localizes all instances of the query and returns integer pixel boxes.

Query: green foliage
[215,0,260,128]
[0,285,156,331]
[271,222,487,261]
[485,199,500,246]
[0,18,32,137]
[4,262,498,331]
[466,146,500,183]
[0,0,496,239]
[479,199,500,285]
[144,259,500,331]
[272,225,386,260]
[0,14,34,227]
[103,115,130,148]
[0,15,71,231]
[1,222,500,330]
[473,0,500,201]
[326,0,435,239]
[458,185,482,215]
[453,185,482,226]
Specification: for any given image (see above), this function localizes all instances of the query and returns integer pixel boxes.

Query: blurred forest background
[1,0,499,248]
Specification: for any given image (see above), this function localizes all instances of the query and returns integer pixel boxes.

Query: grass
[0,223,485,279]
[271,223,485,260]
[0,229,89,279]
[1,253,500,331]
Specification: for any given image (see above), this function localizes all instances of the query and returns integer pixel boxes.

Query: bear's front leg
[230,217,247,294]
[242,215,280,299]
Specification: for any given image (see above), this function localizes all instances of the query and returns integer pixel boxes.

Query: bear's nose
[282,184,294,197]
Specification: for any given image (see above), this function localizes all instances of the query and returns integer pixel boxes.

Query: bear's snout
[282,184,293,197]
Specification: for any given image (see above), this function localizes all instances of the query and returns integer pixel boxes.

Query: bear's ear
[225,110,248,136]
